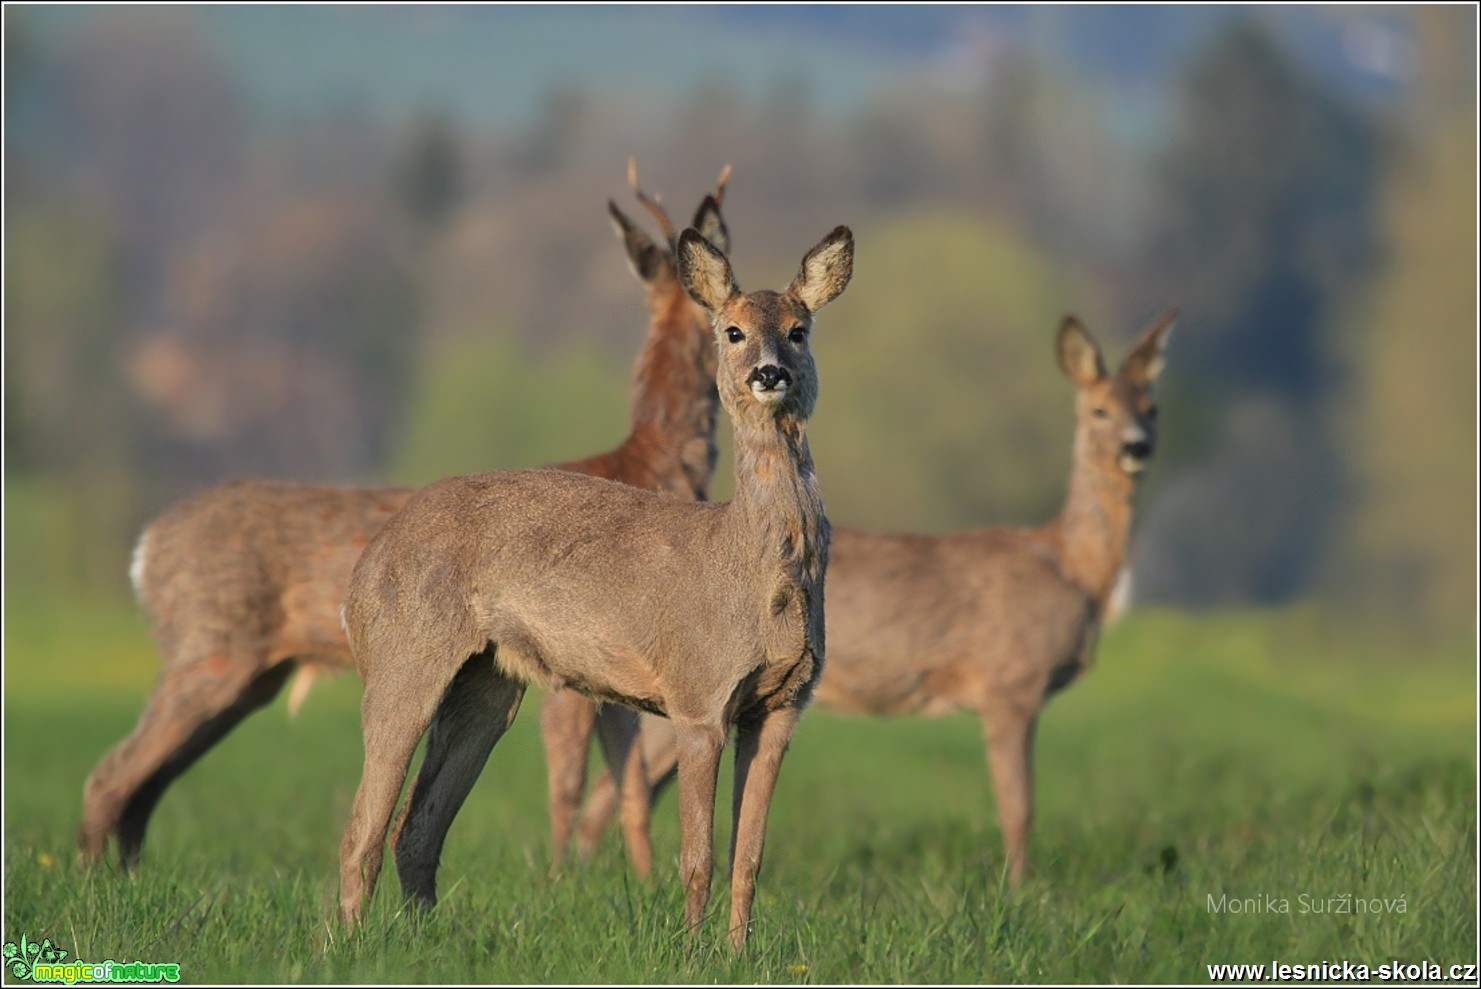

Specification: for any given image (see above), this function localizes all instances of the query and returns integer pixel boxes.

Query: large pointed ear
[691,195,729,258]
[1119,308,1178,385]
[608,201,667,284]
[788,225,853,313]
[676,228,738,312]
[1056,316,1107,387]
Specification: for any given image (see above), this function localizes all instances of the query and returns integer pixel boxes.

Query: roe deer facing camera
[336,224,854,951]
[566,310,1177,886]
[77,163,731,869]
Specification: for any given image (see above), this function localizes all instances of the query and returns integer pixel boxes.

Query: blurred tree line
[3,7,1474,644]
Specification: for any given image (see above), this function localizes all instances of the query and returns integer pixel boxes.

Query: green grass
[3,602,1475,983]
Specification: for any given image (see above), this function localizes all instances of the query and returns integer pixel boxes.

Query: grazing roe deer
[566,310,1177,885]
[76,163,732,868]
[336,224,854,951]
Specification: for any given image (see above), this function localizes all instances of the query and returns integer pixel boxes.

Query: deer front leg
[539,689,598,872]
[593,704,653,879]
[675,720,725,934]
[727,705,800,951]
[982,701,1038,887]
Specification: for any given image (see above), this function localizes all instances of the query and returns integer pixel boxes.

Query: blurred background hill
[4,5,1475,647]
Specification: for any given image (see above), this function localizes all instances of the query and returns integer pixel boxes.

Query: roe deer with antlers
[76,163,731,869]
[564,310,1176,885]
[336,224,854,950]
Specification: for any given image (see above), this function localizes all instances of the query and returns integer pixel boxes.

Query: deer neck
[730,413,828,587]
[626,286,720,497]
[1048,432,1139,609]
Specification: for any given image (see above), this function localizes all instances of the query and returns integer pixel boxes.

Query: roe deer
[76,163,732,868]
[336,224,854,951]
[565,310,1177,885]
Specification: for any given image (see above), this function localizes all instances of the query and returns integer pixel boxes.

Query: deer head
[1057,308,1177,476]
[676,225,853,431]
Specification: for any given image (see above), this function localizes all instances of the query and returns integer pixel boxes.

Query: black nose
[1122,440,1153,460]
[747,364,791,390]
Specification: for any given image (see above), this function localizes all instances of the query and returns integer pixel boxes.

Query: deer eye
[1092,408,1109,419]
[1147,404,1159,419]
[788,326,808,344]
[725,327,744,343]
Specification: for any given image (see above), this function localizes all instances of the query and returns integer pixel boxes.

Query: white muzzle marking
[751,381,788,404]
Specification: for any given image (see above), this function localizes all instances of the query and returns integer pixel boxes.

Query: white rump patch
[1105,566,1135,625]
[128,530,151,597]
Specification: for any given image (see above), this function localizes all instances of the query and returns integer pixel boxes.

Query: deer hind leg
[576,713,679,856]
[338,656,453,929]
[982,701,1039,887]
[675,720,725,934]
[639,714,681,818]
[574,765,619,859]
[392,653,525,910]
[592,703,652,879]
[116,662,296,865]
[639,714,681,791]
[726,705,800,952]
[78,650,277,869]
[539,688,597,873]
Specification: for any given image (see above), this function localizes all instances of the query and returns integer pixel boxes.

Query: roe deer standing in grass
[336,224,854,950]
[565,310,1177,885]
[76,163,731,869]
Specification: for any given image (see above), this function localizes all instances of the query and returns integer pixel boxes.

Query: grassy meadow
[2,597,1475,983]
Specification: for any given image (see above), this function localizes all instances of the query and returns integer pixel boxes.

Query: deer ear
[691,195,730,258]
[677,228,738,312]
[608,201,667,284]
[1120,307,1178,384]
[1056,316,1107,386]
[788,225,853,313]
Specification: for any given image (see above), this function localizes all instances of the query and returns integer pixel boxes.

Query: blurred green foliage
[388,331,632,485]
[1137,21,1382,607]
[4,206,128,474]
[383,212,1099,536]
[813,212,1094,532]
[4,479,132,610]
[4,205,142,595]
[1,8,1474,646]
[1335,107,1477,641]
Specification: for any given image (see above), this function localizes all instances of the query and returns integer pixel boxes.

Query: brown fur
[567,310,1177,886]
[76,167,731,869]
[336,225,854,951]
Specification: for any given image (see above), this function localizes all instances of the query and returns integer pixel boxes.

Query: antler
[712,163,732,206]
[628,156,678,244]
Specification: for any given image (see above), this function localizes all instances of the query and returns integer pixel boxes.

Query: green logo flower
[2,935,68,981]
